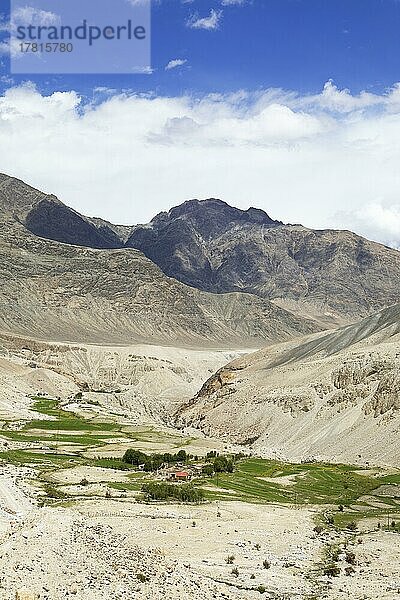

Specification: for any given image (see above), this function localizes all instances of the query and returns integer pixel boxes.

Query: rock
[126,198,400,324]
[15,590,38,600]
[0,173,317,347]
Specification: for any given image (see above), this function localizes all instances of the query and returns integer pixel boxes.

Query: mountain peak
[150,197,281,239]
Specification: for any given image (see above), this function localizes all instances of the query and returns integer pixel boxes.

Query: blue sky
[2,0,400,97]
[0,0,400,246]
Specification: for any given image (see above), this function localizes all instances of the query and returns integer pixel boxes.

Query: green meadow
[1,397,400,530]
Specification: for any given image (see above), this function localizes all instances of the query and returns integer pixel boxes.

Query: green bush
[43,484,67,499]
[141,482,204,503]
[202,464,214,476]
[323,564,341,577]
[123,449,189,472]
[213,455,234,473]
[257,585,266,594]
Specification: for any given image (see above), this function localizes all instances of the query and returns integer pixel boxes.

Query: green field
[0,397,190,448]
[1,397,400,530]
[203,458,380,505]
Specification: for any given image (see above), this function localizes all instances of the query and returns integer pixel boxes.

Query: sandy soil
[46,466,132,485]
[324,531,400,599]
[0,464,400,599]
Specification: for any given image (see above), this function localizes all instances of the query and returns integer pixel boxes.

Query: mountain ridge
[0,202,318,347]
[176,301,400,467]
[1,172,400,326]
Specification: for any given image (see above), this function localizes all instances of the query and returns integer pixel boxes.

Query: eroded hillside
[177,304,400,467]
[0,217,318,346]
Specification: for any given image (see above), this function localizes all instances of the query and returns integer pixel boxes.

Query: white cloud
[0,81,400,249]
[125,0,151,6]
[165,58,187,71]
[12,6,60,27]
[0,6,61,58]
[221,0,248,5]
[300,80,383,114]
[187,9,222,30]
[335,202,400,249]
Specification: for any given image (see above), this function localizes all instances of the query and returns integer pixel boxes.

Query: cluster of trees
[202,455,235,475]
[123,447,236,475]
[123,449,189,472]
[213,455,234,473]
[141,482,205,503]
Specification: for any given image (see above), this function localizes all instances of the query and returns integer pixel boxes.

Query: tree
[176,449,187,462]
[141,482,204,503]
[214,456,234,473]
[123,449,147,466]
[202,464,214,476]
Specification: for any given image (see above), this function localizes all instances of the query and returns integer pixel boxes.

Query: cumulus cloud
[165,58,187,71]
[187,9,222,30]
[0,81,399,249]
[11,6,60,27]
[0,6,61,58]
[335,202,400,249]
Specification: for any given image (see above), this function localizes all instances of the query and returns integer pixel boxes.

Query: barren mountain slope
[0,332,241,424]
[0,215,318,346]
[177,303,400,467]
[0,173,130,249]
[2,173,399,326]
[128,199,400,324]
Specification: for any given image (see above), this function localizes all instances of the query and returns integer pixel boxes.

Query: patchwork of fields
[1,397,399,534]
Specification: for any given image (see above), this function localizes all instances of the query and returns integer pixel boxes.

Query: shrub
[347,521,357,531]
[257,585,266,594]
[345,566,355,576]
[214,456,234,473]
[43,484,66,499]
[141,482,204,503]
[313,525,323,534]
[262,559,271,569]
[345,551,356,565]
[136,573,149,583]
[226,555,235,564]
[231,567,239,577]
[323,565,341,577]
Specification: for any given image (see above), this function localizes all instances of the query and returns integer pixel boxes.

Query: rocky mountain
[128,199,400,325]
[0,198,318,347]
[0,173,131,249]
[2,173,399,327]
[176,303,400,467]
